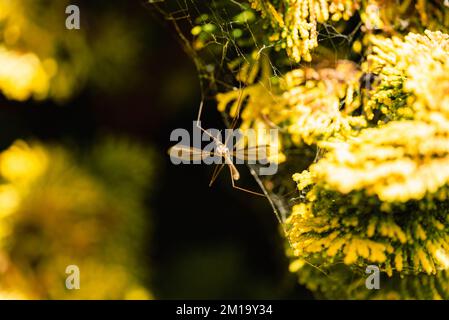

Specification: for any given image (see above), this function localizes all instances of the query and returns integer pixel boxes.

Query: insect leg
[209,163,226,187]
[229,166,265,197]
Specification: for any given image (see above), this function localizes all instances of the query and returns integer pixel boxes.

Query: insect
[169,95,271,197]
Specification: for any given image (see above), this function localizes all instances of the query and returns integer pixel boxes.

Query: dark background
[0,0,312,299]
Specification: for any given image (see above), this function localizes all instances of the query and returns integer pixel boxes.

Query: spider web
[150,0,364,226]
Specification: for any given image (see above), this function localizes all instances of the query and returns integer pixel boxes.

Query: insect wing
[168,145,212,162]
[233,145,271,162]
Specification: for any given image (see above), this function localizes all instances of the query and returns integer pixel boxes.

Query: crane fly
[167,50,277,197]
[168,140,270,197]
[169,84,272,197]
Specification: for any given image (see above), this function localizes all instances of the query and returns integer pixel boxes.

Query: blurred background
[0,0,311,299]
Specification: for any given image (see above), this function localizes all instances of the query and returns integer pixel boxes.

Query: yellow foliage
[0,140,154,299]
[249,0,361,62]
